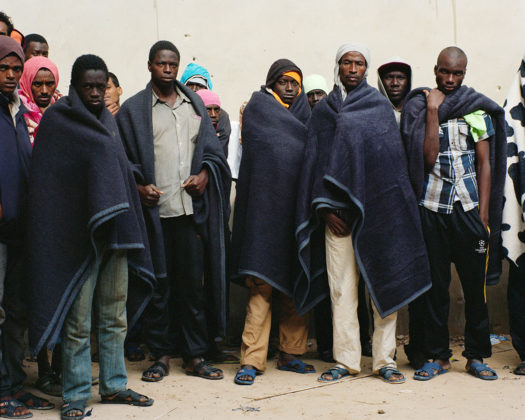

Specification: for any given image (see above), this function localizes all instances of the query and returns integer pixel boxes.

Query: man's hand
[105,101,120,116]
[182,168,209,197]
[424,88,445,111]
[320,210,351,237]
[137,184,163,207]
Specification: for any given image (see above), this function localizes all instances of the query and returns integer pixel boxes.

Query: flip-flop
[61,400,89,420]
[514,361,525,376]
[414,361,448,381]
[0,398,32,419]
[14,392,55,410]
[277,359,316,374]
[185,360,224,380]
[467,362,498,380]
[234,368,257,385]
[101,389,153,406]
[318,367,350,382]
[378,367,406,384]
[141,361,169,382]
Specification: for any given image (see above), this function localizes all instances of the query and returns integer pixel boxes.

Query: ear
[147,61,152,73]
[433,65,437,76]
[117,86,123,96]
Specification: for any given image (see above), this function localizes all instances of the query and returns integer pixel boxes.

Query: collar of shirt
[152,86,190,109]
[8,90,21,126]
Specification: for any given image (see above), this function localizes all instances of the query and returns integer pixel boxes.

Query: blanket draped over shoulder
[502,59,525,269]
[401,85,507,284]
[116,81,231,336]
[296,81,431,318]
[28,87,155,353]
[230,88,310,298]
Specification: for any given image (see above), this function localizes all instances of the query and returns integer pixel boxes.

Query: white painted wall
[7,0,525,116]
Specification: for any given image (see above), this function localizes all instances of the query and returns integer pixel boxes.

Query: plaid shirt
[420,112,494,214]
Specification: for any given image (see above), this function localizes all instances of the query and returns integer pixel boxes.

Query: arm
[423,89,446,169]
[475,140,491,229]
[182,167,209,197]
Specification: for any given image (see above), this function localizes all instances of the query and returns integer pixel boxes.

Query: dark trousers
[2,246,27,394]
[508,263,525,361]
[144,216,208,361]
[420,205,491,361]
[315,277,371,353]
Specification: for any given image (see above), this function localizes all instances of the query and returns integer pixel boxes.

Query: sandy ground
[22,339,525,420]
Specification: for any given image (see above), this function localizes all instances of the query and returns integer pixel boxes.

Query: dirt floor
[25,339,524,420]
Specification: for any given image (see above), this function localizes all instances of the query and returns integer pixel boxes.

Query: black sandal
[13,392,54,410]
[141,361,169,382]
[0,398,32,419]
[185,359,224,380]
[101,389,153,406]
[61,400,88,420]
[35,374,62,397]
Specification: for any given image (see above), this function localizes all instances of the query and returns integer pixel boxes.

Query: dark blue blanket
[0,93,32,244]
[27,87,155,352]
[117,81,231,336]
[296,81,431,317]
[401,85,507,284]
[231,88,310,297]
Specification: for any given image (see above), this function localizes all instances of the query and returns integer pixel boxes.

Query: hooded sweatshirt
[377,57,412,125]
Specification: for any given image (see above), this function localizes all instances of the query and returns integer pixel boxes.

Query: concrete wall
[7,0,522,337]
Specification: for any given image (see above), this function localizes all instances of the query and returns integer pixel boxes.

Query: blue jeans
[62,250,128,402]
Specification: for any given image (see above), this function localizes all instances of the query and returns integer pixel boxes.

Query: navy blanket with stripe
[231,88,310,297]
[296,81,431,317]
[27,87,155,352]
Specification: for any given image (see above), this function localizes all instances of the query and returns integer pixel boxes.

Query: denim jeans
[62,250,128,402]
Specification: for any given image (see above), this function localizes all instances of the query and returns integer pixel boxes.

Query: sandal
[234,368,257,385]
[277,359,316,374]
[13,392,54,410]
[61,400,89,420]
[514,361,525,376]
[141,361,169,382]
[378,367,406,384]
[101,389,153,406]
[414,361,448,381]
[125,345,145,362]
[0,399,32,419]
[185,359,223,380]
[318,366,350,382]
[467,361,498,381]
[35,374,61,397]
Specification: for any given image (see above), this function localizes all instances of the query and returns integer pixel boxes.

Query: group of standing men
[1,8,524,419]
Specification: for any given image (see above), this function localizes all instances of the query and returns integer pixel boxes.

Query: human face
[434,54,466,95]
[273,75,300,105]
[0,22,8,36]
[186,81,206,92]
[74,69,107,114]
[24,42,49,60]
[148,50,179,88]
[306,89,326,109]
[104,77,122,106]
[338,51,367,91]
[381,70,409,106]
[31,68,56,109]
[0,55,23,96]
[206,104,221,125]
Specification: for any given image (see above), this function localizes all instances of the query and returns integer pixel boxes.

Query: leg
[357,277,372,356]
[419,207,453,363]
[61,258,98,404]
[277,294,314,372]
[240,277,273,373]
[508,263,525,364]
[94,250,128,397]
[314,297,333,361]
[323,227,361,377]
[450,208,494,377]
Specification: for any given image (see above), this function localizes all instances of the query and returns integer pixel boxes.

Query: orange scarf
[272,71,302,108]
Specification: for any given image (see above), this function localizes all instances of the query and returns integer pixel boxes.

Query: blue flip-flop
[277,359,316,374]
[234,368,257,385]
[318,367,350,382]
[414,361,448,381]
[467,362,498,380]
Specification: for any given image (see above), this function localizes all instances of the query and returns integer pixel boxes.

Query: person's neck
[152,80,178,103]
[38,104,50,114]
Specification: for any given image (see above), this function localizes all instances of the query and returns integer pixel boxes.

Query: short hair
[71,54,108,86]
[23,33,48,52]
[108,72,120,88]
[148,40,180,62]
[437,46,468,67]
[0,11,13,35]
